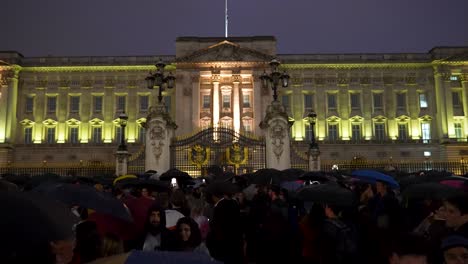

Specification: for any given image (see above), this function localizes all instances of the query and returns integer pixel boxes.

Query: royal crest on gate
[188,144,210,168]
[226,143,248,169]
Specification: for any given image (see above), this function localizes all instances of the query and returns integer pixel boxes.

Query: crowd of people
[2,167,468,264]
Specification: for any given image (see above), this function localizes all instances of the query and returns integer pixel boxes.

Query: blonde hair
[101,233,124,257]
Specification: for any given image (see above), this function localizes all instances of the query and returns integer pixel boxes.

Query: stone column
[233,75,241,133]
[433,69,448,138]
[260,101,293,170]
[115,151,131,176]
[145,104,177,173]
[0,67,19,144]
[462,75,468,137]
[212,74,220,127]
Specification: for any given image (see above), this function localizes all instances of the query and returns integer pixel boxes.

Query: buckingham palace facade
[0,36,467,171]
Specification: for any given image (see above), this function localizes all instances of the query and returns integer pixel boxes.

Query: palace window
[46,127,55,144]
[116,95,126,113]
[47,96,57,113]
[70,96,80,113]
[452,91,462,107]
[373,93,383,110]
[374,123,386,141]
[304,123,312,141]
[203,95,211,109]
[281,95,290,112]
[454,123,463,140]
[419,93,428,109]
[91,126,102,144]
[398,123,408,141]
[93,96,103,113]
[243,94,251,108]
[396,93,406,110]
[242,119,253,133]
[450,76,459,81]
[222,94,231,108]
[24,127,33,144]
[304,94,314,112]
[421,123,431,143]
[164,96,171,113]
[139,126,146,143]
[26,96,34,113]
[350,93,361,110]
[69,127,79,144]
[327,93,337,110]
[115,126,122,144]
[328,124,338,141]
[139,95,149,112]
[351,124,361,141]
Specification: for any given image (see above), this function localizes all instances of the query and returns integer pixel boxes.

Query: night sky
[1,0,468,57]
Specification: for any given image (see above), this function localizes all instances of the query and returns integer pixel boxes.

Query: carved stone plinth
[115,150,131,177]
[308,147,321,172]
[145,104,177,174]
[259,101,293,170]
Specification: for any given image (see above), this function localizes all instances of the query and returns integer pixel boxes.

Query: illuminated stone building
[0,36,467,170]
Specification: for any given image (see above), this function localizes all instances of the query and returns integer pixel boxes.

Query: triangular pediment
[176,40,274,63]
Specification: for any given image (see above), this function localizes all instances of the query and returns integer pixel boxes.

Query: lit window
[139,95,149,112]
[421,123,431,143]
[450,76,459,81]
[424,151,431,157]
[452,91,462,107]
[47,96,57,113]
[115,126,122,144]
[222,94,231,108]
[69,127,79,144]
[24,127,33,144]
[46,127,55,144]
[281,95,290,112]
[373,93,383,110]
[116,95,126,112]
[350,93,361,110]
[419,93,428,108]
[70,96,80,113]
[164,96,171,113]
[455,123,463,140]
[243,119,253,132]
[92,127,102,143]
[139,126,146,143]
[203,95,211,109]
[94,96,103,113]
[374,123,386,141]
[243,94,251,108]
[26,97,34,113]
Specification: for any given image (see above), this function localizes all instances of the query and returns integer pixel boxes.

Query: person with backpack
[319,203,359,264]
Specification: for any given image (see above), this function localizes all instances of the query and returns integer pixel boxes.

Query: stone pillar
[260,101,293,170]
[233,76,241,133]
[145,104,177,173]
[115,151,131,176]
[212,75,220,127]
[308,147,321,171]
[433,69,448,138]
[0,67,19,144]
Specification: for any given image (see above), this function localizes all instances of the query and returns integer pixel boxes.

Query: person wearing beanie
[441,235,468,264]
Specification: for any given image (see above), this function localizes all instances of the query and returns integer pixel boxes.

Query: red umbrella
[124,197,156,237]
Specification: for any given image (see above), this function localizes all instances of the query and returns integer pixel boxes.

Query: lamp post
[308,111,318,149]
[308,110,321,171]
[145,59,176,104]
[118,112,128,151]
[260,59,290,101]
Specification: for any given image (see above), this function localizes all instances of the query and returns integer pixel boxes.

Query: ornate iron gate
[170,127,266,176]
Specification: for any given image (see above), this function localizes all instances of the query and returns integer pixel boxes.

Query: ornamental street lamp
[308,110,318,150]
[118,112,128,151]
[260,59,290,101]
[145,59,176,103]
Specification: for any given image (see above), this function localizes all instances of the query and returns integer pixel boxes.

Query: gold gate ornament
[188,144,210,168]
[226,143,248,169]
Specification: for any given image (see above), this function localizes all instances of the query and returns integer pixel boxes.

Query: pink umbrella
[440,180,468,192]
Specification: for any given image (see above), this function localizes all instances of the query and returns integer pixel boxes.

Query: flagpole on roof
[225,0,228,38]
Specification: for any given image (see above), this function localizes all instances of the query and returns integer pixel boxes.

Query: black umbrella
[0,191,79,262]
[31,173,61,187]
[296,184,356,207]
[299,171,330,183]
[34,183,133,222]
[401,182,466,200]
[249,168,282,185]
[2,173,31,186]
[116,178,170,192]
[205,181,240,196]
[281,168,305,182]
[0,179,18,191]
[159,168,192,182]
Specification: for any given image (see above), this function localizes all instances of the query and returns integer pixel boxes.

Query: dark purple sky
[2,0,468,57]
